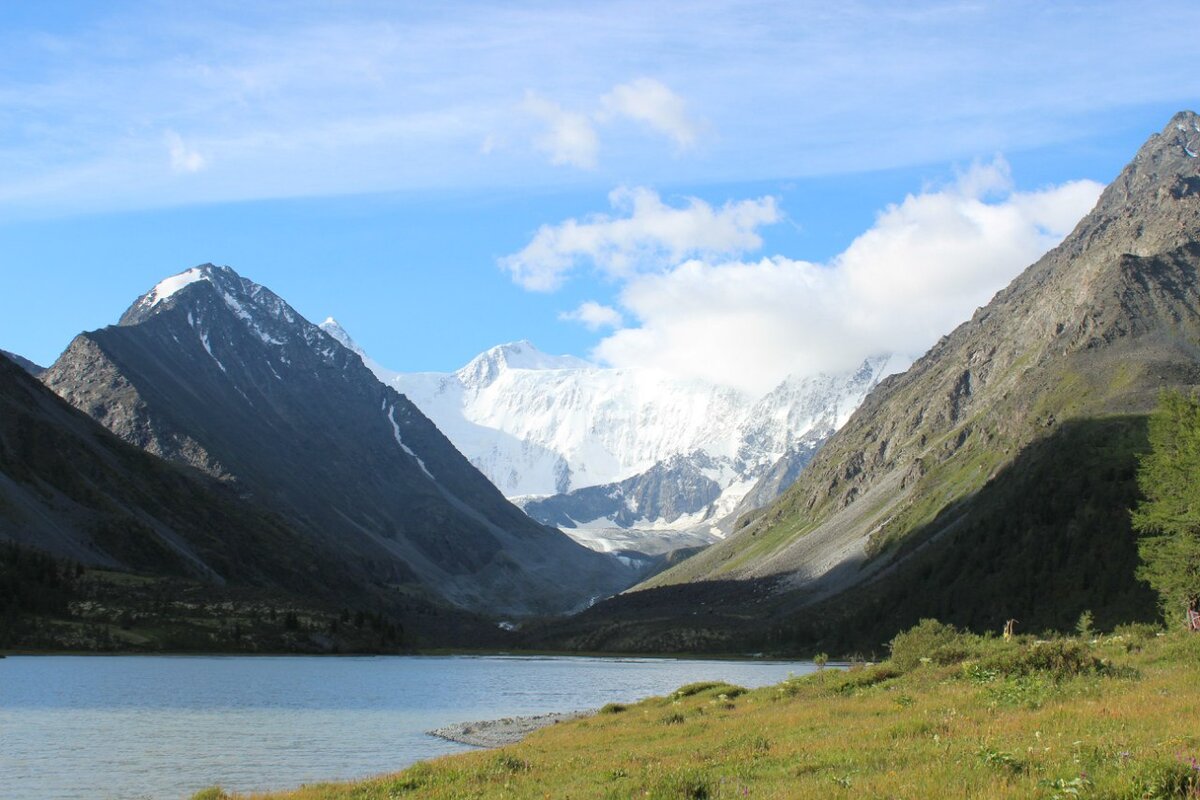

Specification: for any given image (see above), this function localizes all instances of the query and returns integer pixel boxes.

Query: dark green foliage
[889,619,962,670]
[794,417,1160,653]
[974,639,1120,679]
[1131,390,1200,623]
[0,543,81,646]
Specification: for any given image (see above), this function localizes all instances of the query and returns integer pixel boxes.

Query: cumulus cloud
[165,130,206,173]
[501,186,780,291]
[598,78,700,150]
[521,91,599,169]
[559,301,624,331]
[583,160,1103,395]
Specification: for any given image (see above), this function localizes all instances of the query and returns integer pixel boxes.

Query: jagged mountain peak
[457,340,594,386]
[115,263,349,373]
[319,316,367,358]
[1077,109,1200,258]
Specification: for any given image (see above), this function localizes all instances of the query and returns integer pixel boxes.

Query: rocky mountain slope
[0,350,344,594]
[536,111,1200,652]
[42,265,630,616]
[322,321,903,550]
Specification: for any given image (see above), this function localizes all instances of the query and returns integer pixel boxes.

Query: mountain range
[321,321,904,553]
[6,109,1198,656]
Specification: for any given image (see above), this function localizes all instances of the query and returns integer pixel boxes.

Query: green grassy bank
[198,621,1200,799]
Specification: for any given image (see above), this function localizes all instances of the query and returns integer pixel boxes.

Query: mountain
[0,350,344,592]
[517,356,903,545]
[1,349,44,377]
[42,264,629,617]
[533,110,1200,653]
[322,321,904,551]
[0,349,426,652]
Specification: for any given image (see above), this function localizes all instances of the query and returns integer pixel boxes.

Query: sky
[1,1,1198,395]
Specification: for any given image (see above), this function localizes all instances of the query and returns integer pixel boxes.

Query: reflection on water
[0,654,814,799]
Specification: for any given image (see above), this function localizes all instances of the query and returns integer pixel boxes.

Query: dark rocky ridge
[0,351,347,596]
[42,265,630,616]
[1,350,45,377]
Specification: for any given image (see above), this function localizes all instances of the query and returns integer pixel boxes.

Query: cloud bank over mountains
[515,160,1103,394]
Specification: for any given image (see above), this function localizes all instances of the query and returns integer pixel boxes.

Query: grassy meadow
[197,622,1200,799]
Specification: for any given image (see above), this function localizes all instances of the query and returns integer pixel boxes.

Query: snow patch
[198,332,227,373]
[387,405,435,481]
[145,268,207,308]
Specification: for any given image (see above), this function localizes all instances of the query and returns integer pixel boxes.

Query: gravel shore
[427,710,593,748]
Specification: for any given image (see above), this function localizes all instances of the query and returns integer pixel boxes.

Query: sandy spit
[427,710,593,748]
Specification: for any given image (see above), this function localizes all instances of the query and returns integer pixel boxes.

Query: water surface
[1,654,814,799]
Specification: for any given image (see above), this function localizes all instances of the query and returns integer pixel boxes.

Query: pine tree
[1131,391,1200,624]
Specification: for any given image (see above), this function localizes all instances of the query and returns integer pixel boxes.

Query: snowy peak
[457,340,594,387]
[119,263,350,370]
[320,317,360,354]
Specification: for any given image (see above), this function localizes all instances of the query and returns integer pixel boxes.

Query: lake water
[0,654,814,799]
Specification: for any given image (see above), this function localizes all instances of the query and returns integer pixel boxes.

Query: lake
[0,654,815,799]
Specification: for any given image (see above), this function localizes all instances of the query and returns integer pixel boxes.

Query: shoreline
[426,710,594,748]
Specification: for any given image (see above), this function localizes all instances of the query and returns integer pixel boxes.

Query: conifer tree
[1132,391,1200,624]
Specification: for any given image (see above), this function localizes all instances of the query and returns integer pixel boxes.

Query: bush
[671,681,746,700]
[599,702,627,714]
[1116,759,1200,799]
[976,639,1114,679]
[889,619,963,670]
[189,789,229,800]
[646,769,712,799]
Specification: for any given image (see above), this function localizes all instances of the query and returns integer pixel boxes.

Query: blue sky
[1,1,1197,391]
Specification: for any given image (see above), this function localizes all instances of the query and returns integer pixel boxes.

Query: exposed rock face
[641,111,1200,600]
[42,265,629,616]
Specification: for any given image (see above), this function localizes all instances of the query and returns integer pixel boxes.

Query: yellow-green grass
[212,630,1200,800]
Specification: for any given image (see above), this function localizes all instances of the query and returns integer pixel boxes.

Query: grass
[202,624,1200,800]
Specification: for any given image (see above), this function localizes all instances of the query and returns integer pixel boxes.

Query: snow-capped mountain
[43,264,632,616]
[520,354,906,544]
[322,319,906,550]
[321,323,751,497]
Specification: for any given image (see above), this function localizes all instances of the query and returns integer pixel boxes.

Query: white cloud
[3,3,1196,215]
[501,186,780,291]
[165,130,206,173]
[522,78,702,169]
[588,161,1104,395]
[559,301,624,331]
[598,78,701,150]
[521,91,599,169]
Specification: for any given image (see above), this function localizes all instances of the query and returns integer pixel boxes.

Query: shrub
[1076,609,1095,639]
[491,753,530,774]
[599,702,627,714]
[977,639,1113,679]
[889,619,963,671]
[671,681,746,700]
[1116,758,1200,799]
[189,789,229,800]
[646,769,712,799]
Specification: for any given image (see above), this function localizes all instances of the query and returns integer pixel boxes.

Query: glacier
[321,319,907,551]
